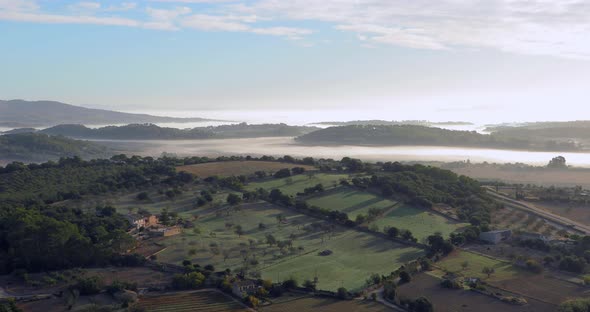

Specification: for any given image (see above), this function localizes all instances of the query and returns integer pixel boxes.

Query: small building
[479,229,512,244]
[148,226,181,237]
[232,280,258,298]
[125,214,159,230]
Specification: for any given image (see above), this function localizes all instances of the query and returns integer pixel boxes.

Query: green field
[373,205,468,241]
[154,202,330,268]
[150,201,423,292]
[307,187,397,219]
[436,250,528,282]
[244,173,351,196]
[260,230,424,291]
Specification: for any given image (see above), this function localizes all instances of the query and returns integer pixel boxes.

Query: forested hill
[295,125,581,151]
[0,133,112,162]
[37,123,318,140]
[0,99,214,128]
[488,126,590,140]
[311,120,473,127]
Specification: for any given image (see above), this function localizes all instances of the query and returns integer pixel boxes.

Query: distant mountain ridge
[309,120,473,127]
[0,99,217,128]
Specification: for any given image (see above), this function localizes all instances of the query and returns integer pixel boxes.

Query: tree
[399,271,411,283]
[482,266,495,278]
[274,168,291,178]
[412,297,434,312]
[227,193,242,206]
[461,261,469,271]
[172,272,205,290]
[136,192,149,201]
[386,227,399,238]
[548,156,567,169]
[337,287,349,299]
[266,234,277,247]
[235,225,244,237]
[303,279,316,291]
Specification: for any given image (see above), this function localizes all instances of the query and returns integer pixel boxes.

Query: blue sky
[1,0,590,122]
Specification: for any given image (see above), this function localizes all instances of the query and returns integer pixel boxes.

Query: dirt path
[366,287,405,312]
[485,187,590,235]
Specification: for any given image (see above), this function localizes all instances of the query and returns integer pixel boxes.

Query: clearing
[244,173,351,196]
[373,204,468,240]
[259,230,424,291]
[307,187,397,220]
[436,250,526,282]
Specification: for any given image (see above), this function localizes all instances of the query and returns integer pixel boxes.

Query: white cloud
[68,2,101,11]
[0,10,140,27]
[106,2,137,11]
[0,0,38,11]
[237,0,590,59]
[1,0,589,58]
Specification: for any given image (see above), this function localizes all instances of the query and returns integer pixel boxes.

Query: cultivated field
[436,250,527,282]
[244,173,351,196]
[177,161,315,177]
[528,201,590,228]
[307,187,397,220]
[397,272,555,312]
[264,296,393,312]
[142,201,423,292]
[373,205,468,240]
[307,188,466,240]
[452,166,590,188]
[137,291,248,312]
[259,230,424,291]
[491,206,559,237]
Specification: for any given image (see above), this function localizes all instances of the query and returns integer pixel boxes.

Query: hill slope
[0,133,112,162]
[0,99,215,127]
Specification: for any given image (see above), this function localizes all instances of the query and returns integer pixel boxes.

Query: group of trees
[0,155,200,274]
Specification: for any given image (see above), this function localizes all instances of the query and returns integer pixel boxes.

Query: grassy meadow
[307,187,397,219]
[244,173,351,196]
[373,205,468,241]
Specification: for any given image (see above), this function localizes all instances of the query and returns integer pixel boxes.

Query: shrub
[74,276,103,295]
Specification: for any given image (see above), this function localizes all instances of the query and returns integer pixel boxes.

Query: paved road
[485,187,590,235]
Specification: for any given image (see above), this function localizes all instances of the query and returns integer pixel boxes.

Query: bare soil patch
[397,272,555,312]
[264,296,393,312]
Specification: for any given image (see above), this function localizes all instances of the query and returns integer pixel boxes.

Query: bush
[440,279,461,289]
[399,271,412,284]
[525,259,543,273]
[172,272,205,290]
[274,168,291,178]
[558,298,590,312]
[74,276,103,295]
[337,287,349,299]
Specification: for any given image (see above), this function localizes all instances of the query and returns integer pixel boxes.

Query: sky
[1,0,590,123]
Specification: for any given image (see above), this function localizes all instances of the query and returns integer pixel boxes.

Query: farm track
[485,187,590,235]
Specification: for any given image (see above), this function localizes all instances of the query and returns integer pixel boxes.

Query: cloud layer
[1,0,590,59]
